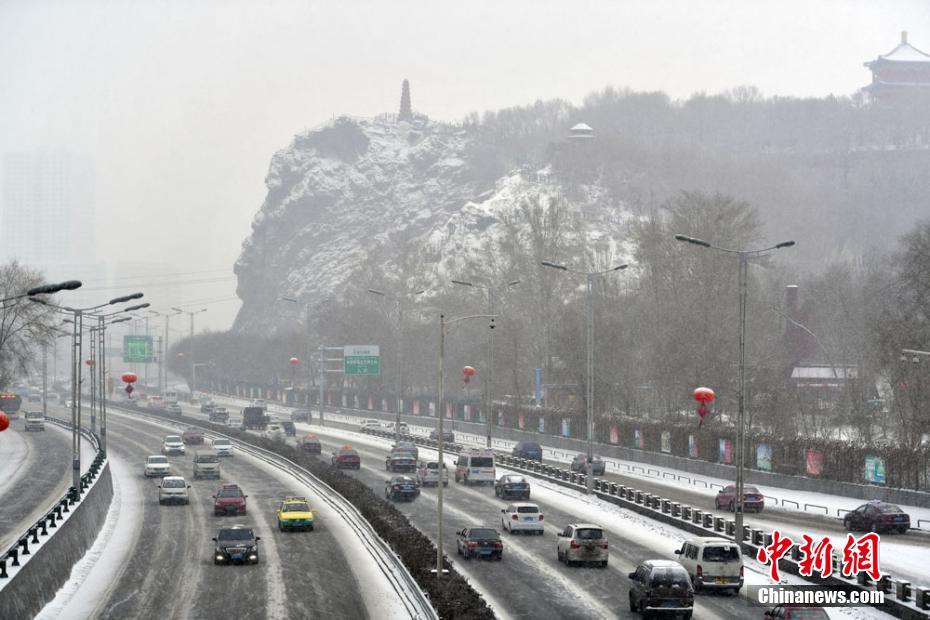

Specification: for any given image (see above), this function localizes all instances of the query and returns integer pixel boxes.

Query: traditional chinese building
[863,31,930,104]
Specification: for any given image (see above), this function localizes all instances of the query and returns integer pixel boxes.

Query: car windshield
[471,457,493,467]
[425,462,445,470]
[148,456,168,464]
[703,545,740,561]
[469,528,499,540]
[650,568,691,588]
[214,439,231,446]
[878,503,902,513]
[219,529,254,540]
[339,450,358,457]
[165,436,181,442]
[394,477,415,484]
[284,502,310,512]
[163,479,186,488]
[744,486,760,494]
[196,454,219,463]
[218,487,242,497]
[575,528,603,540]
[504,476,525,483]
[516,506,539,514]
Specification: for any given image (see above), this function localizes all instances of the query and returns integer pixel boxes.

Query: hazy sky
[2,0,928,331]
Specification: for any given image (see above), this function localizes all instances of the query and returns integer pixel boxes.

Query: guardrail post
[9,549,18,567]
[857,571,871,586]
[30,526,39,544]
[681,505,692,520]
[877,575,892,594]
[915,587,930,610]
[725,520,735,536]
[895,580,911,602]
[671,502,681,517]
[791,545,802,562]
[0,557,7,578]
[635,491,644,504]
[751,529,764,546]
[692,509,703,524]
[741,525,751,543]
[19,538,29,556]
[702,513,714,529]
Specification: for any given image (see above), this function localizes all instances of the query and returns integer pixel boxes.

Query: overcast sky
[1,0,927,331]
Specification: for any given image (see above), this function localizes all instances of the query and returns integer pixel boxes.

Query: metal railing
[0,417,105,582]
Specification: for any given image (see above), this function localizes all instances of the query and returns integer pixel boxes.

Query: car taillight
[740,566,744,577]
[880,515,892,521]
[600,541,608,549]
[538,514,544,521]
[570,540,580,549]
[467,541,477,548]
[494,542,503,549]
[512,514,519,520]
[696,565,703,578]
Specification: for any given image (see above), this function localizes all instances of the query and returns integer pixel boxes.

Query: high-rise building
[1,149,96,266]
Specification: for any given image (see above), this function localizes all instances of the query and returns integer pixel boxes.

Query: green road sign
[344,345,380,375]
[123,335,154,363]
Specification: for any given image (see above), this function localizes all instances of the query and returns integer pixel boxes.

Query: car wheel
[869,522,879,533]
[443,481,448,487]
[278,521,284,531]
[628,594,636,612]
[898,526,908,534]
[601,559,608,568]
[843,517,852,531]
[692,576,702,592]
[714,498,719,509]
[214,558,222,565]
[557,549,562,562]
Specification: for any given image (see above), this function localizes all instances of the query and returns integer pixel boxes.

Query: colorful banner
[446,402,453,419]
[465,405,472,421]
[688,434,699,458]
[428,401,435,417]
[864,455,886,484]
[367,396,373,410]
[633,429,644,450]
[756,443,772,472]
[609,423,619,445]
[538,417,545,433]
[806,449,823,476]
[718,438,732,464]
[534,368,542,402]
[518,414,525,430]
[660,431,671,454]
[561,418,571,437]
[413,400,420,415]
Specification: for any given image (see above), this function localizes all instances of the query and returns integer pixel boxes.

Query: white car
[384,421,409,434]
[158,476,191,505]
[416,460,449,487]
[360,419,382,431]
[162,435,186,455]
[144,455,171,477]
[227,416,244,429]
[675,536,743,593]
[501,503,545,535]
[212,437,234,457]
[23,411,45,431]
[263,424,285,441]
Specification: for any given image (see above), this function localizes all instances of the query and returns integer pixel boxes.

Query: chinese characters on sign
[756,530,881,582]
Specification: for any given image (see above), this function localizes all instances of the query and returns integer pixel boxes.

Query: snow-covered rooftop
[868,32,930,64]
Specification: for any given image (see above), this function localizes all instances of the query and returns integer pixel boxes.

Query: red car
[332,445,361,469]
[715,484,764,513]
[213,483,247,516]
[182,427,204,445]
[297,434,322,454]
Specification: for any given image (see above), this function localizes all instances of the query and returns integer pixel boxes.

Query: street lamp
[434,312,496,580]
[451,278,520,448]
[0,279,82,305]
[171,307,207,398]
[675,234,794,544]
[279,296,332,418]
[30,291,144,493]
[541,261,627,494]
[367,287,426,443]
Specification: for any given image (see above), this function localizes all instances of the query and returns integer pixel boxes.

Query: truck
[164,390,179,406]
[209,407,229,424]
[24,410,45,431]
[243,406,269,430]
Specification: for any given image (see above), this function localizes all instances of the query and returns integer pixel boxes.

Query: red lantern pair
[692,387,715,428]
[463,366,477,384]
[289,357,299,366]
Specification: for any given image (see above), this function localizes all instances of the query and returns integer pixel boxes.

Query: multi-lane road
[32,403,415,620]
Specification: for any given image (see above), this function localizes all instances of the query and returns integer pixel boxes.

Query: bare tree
[0,262,59,388]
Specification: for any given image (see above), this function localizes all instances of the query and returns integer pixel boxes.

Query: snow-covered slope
[233,115,634,332]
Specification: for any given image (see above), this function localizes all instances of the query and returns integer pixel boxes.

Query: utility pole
[171,308,207,398]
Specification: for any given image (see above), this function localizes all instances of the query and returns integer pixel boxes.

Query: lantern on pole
[122,372,139,399]
[0,411,9,432]
[85,358,95,366]
[462,365,477,384]
[692,387,715,428]
[289,357,299,366]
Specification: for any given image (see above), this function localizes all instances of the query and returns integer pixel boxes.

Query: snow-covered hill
[233,115,634,332]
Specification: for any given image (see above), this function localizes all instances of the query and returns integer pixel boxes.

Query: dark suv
[512,441,543,461]
[212,525,260,564]
[628,560,694,618]
[213,484,248,516]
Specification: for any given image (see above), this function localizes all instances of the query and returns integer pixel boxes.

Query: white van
[454,448,495,486]
[24,411,45,431]
[675,536,743,593]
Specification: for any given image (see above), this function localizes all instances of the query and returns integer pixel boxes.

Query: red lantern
[692,387,715,428]
[0,412,9,432]
[176,352,185,359]
[121,372,138,384]
[289,357,299,366]
[462,366,477,376]
[85,358,95,366]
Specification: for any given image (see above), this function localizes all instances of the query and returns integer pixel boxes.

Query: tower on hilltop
[398,79,413,122]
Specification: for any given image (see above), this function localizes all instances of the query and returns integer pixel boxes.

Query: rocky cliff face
[233,115,634,332]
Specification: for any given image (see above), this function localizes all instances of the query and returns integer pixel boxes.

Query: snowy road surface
[37,406,414,620]
[0,416,93,551]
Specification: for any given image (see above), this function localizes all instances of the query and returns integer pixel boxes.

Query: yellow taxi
[275,496,315,531]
